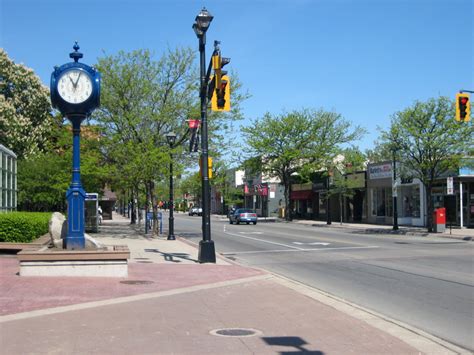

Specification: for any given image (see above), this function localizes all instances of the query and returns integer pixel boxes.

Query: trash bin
[433,207,446,233]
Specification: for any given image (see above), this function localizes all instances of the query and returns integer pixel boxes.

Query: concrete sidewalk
[292,219,474,240]
[0,213,468,354]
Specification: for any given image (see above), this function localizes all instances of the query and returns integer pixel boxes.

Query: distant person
[98,205,103,225]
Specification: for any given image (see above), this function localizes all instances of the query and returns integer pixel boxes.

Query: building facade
[367,161,426,226]
[0,144,17,212]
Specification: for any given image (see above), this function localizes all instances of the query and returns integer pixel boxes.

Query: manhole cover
[120,280,154,285]
[210,328,262,337]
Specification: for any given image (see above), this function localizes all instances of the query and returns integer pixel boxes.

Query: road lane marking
[223,228,304,250]
[293,242,330,246]
[222,246,380,255]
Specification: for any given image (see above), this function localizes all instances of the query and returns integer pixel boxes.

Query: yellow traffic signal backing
[211,75,230,111]
[456,93,471,122]
[199,156,213,178]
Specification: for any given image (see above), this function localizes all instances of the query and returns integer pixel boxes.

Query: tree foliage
[379,96,473,231]
[242,108,365,220]
[18,119,110,212]
[0,49,53,159]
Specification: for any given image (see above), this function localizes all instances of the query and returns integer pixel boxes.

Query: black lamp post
[326,173,332,225]
[166,132,177,240]
[193,7,216,263]
[392,149,399,231]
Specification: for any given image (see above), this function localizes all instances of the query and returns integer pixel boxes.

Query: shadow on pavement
[144,248,198,263]
[262,336,324,354]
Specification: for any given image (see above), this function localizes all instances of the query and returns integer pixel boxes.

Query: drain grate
[120,280,154,285]
[136,260,154,263]
[210,328,262,338]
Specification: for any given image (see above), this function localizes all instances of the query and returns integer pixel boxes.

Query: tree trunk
[283,176,292,221]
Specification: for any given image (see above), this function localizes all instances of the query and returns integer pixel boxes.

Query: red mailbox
[433,208,446,232]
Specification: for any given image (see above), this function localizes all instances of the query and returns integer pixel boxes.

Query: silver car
[229,208,258,225]
[188,206,202,216]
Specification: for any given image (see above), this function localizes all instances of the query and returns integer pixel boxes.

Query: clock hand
[74,72,82,87]
[69,76,75,87]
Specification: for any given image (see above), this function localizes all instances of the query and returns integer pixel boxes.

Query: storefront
[367,162,393,225]
[396,177,425,227]
[245,181,284,217]
[290,183,314,219]
[433,168,474,228]
[344,171,367,222]
[367,161,425,226]
[312,177,328,221]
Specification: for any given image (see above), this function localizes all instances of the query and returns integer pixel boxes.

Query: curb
[270,273,471,355]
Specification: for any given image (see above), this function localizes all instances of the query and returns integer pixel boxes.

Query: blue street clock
[50,43,101,249]
[51,43,100,116]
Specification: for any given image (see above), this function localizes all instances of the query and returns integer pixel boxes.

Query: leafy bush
[0,212,52,243]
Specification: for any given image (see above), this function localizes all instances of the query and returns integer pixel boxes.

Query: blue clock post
[50,43,101,249]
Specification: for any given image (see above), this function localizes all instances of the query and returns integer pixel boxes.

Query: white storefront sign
[369,163,392,179]
[447,177,454,195]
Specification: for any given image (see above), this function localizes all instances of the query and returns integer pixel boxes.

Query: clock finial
[69,41,83,62]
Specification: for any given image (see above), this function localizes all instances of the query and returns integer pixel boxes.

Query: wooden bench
[0,234,51,252]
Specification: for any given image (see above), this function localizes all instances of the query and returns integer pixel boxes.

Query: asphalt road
[175,213,474,351]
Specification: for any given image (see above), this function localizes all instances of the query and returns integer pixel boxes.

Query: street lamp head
[166,132,177,147]
[194,7,213,35]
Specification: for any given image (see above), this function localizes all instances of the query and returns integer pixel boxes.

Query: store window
[371,188,392,217]
[319,192,326,214]
[400,185,420,218]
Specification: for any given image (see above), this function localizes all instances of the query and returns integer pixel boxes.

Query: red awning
[290,190,313,200]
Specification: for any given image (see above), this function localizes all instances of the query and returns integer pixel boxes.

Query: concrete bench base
[17,245,130,277]
[19,260,128,277]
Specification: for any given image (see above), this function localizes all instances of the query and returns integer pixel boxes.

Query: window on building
[319,192,326,214]
[371,187,393,217]
[400,185,420,218]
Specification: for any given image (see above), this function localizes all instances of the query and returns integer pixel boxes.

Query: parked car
[188,206,203,216]
[229,208,258,225]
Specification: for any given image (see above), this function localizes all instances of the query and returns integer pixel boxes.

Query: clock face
[57,69,92,104]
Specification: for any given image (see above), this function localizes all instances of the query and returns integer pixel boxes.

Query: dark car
[229,208,258,225]
[188,206,202,216]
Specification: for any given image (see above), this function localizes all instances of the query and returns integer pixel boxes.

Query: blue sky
[1,0,473,151]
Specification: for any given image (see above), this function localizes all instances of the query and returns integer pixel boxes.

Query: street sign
[447,176,454,195]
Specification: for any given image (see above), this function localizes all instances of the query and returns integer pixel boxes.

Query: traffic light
[210,51,230,112]
[456,93,471,122]
[211,75,230,111]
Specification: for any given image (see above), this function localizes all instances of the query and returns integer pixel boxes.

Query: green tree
[379,97,473,232]
[94,48,247,230]
[0,49,53,159]
[242,108,365,220]
[17,119,111,212]
[326,148,367,224]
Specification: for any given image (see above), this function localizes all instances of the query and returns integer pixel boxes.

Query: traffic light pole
[392,149,399,231]
[197,31,216,263]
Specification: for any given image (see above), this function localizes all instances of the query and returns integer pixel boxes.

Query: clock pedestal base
[65,186,86,250]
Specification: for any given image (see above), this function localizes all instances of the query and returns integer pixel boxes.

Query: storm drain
[210,328,262,338]
[120,280,154,285]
